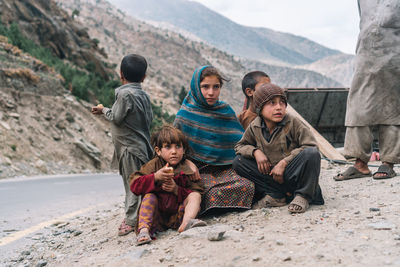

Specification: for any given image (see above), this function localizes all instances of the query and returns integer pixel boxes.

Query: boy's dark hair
[200,66,229,87]
[151,125,190,157]
[241,71,270,98]
[120,54,147,83]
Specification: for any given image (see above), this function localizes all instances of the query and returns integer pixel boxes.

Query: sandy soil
[3,161,400,267]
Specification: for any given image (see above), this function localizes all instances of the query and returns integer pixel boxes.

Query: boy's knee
[303,147,320,162]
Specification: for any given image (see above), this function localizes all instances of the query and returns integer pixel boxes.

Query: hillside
[0,35,114,178]
[0,0,120,178]
[57,0,343,115]
[298,54,355,87]
[107,0,342,66]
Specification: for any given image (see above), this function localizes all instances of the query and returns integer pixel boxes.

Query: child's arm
[184,159,201,181]
[234,126,258,158]
[282,118,318,165]
[235,126,271,174]
[130,164,174,195]
[102,93,132,125]
[269,159,287,184]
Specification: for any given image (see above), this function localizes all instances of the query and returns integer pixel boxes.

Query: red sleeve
[175,173,193,203]
[130,174,157,196]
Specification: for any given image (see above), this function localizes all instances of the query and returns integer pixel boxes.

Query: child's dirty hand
[162,177,178,195]
[91,104,104,115]
[270,160,288,184]
[154,164,174,182]
[253,149,271,175]
[185,159,200,181]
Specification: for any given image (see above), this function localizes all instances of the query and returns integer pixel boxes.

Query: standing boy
[233,83,324,213]
[238,71,271,129]
[92,54,153,235]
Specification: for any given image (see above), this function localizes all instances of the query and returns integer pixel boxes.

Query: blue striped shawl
[174,66,244,166]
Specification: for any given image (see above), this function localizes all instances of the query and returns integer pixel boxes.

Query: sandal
[253,195,286,209]
[118,220,134,236]
[373,164,397,180]
[183,219,207,232]
[333,166,371,181]
[288,195,309,213]
[136,229,152,246]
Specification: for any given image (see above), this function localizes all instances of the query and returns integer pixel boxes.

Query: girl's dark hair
[200,66,229,87]
[151,125,190,157]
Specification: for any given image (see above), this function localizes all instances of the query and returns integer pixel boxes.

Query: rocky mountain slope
[0,0,116,178]
[298,54,355,87]
[57,0,343,115]
[108,0,341,66]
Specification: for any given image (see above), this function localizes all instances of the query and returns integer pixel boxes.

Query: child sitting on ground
[130,125,206,245]
[233,83,324,213]
[238,71,271,129]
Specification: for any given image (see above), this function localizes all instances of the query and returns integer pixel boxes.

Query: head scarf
[174,66,244,166]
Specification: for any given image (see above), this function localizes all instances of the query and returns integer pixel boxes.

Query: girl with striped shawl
[174,66,255,214]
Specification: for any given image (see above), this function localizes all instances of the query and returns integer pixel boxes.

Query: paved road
[0,173,123,259]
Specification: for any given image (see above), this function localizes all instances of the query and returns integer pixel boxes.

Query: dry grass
[3,68,41,83]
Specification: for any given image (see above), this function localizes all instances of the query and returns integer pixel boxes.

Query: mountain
[107,0,342,66]
[57,0,343,115]
[298,54,355,87]
[0,0,116,178]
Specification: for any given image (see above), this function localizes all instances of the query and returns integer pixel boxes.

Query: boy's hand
[154,163,174,183]
[253,149,271,175]
[91,104,104,115]
[162,177,178,195]
[270,159,288,184]
[185,159,200,181]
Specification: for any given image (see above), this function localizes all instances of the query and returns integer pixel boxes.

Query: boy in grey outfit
[92,54,153,235]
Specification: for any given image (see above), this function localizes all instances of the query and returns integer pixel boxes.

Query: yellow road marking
[0,204,101,247]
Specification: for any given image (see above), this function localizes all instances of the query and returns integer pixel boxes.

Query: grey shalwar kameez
[344,0,400,164]
[102,83,153,226]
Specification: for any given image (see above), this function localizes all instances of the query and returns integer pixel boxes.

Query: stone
[369,208,380,212]
[9,113,20,119]
[36,260,47,267]
[207,231,225,241]
[0,121,11,130]
[368,221,396,230]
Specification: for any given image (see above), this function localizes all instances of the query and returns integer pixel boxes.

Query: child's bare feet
[178,219,207,232]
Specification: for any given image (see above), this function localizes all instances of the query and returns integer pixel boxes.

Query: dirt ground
[3,161,400,267]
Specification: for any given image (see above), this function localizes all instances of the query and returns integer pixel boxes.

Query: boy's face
[155,143,184,167]
[245,77,271,98]
[260,96,287,125]
[200,75,221,105]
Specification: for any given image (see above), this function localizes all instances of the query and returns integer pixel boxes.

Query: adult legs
[374,125,400,178]
[340,126,374,178]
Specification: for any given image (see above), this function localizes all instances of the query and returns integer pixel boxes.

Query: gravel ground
[2,161,400,267]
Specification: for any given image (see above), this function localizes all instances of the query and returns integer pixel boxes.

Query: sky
[193,0,360,54]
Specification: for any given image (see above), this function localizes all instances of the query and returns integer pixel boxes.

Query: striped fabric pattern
[174,66,244,165]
